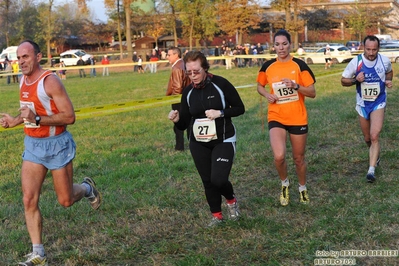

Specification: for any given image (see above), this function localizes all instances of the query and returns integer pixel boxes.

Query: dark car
[346,41,361,51]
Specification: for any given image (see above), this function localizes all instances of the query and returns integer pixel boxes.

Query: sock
[212,212,223,220]
[82,182,92,197]
[32,244,45,257]
[299,184,307,193]
[226,197,236,205]
[281,178,289,187]
[368,166,375,174]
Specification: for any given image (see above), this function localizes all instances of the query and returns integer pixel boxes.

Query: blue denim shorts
[22,131,76,170]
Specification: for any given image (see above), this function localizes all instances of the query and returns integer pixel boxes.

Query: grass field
[0,62,398,266]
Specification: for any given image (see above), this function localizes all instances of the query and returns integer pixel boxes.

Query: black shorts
[325,58,332,63]
[268,121,308,135]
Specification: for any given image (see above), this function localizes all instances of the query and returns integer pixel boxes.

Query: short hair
[19,40,41,55]
[363,35,380,48]
[168,46,182,58]
[183,51,210,71]
[274,29,291,43]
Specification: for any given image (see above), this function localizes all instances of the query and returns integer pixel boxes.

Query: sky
[87,0,108,22]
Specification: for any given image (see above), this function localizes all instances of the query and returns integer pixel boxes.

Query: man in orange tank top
[0,40,102,266]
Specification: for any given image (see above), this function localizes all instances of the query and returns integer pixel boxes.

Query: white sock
[299,184,307,193]
[368,166,375,174]
[281,178,289,187]
[82,182,92,197]
[32,244,45,257]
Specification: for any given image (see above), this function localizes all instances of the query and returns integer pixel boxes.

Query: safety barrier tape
[0,71,341,132]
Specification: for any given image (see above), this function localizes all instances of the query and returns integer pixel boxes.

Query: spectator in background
[59,60,67,80]
[12,60,19,83]
[143,52,151,72]
[225,47,233,70]
[161,49,167,60]
[137,55,144,74]
[165,47,191,151]
[351,43,357,51]
[4,55,10,69]
[77,56,86,78]
[149,49,159,73]
[214,45,220,64]
[297,44,305,56]
[101,55,110,76]
[324,45,332,70]
[132,51,138,72]
[6,62,12,85]
[88,55,96,77]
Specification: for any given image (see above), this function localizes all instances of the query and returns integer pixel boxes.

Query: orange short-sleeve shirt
[256,57,316,125]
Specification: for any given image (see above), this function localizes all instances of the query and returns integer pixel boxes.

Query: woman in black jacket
[168,51,245,227]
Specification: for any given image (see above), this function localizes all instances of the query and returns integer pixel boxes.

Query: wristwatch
[220,110,224,118]
[35,115,41,126]
[294,83,300,90]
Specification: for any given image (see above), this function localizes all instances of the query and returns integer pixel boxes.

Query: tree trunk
[125,0,132,60]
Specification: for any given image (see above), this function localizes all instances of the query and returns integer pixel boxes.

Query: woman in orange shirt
[256,29,316,206]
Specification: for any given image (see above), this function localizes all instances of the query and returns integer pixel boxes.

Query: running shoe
[227,201,240,221]
[82,177,102,210]
[366,173,376,183]
[207,217,224,228]
[280,185,290,206]
[299,190,310,204]
[18,252,47,266]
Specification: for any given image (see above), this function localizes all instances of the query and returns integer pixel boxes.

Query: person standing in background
[77,56,86,78]
[132,51,138,72]
[165,47,191,151]
[149,49,159,73]
[101,55,110,76]
[88,55,96,77]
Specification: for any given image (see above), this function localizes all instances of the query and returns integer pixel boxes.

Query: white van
[0,46,18,64]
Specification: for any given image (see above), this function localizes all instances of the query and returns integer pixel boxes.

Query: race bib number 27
[193,118,217,142]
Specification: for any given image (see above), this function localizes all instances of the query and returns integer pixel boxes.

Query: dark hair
[363,35,380,48]
[168,46,182,58]
[274,29,291,43]
[183,51,210,71]
[19,40,41,55]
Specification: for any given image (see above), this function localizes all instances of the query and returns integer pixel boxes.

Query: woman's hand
[168,110,180,123]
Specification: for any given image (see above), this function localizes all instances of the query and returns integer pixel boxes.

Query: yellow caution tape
[0,95,181,132]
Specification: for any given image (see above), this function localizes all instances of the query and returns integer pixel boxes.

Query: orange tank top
[20,70,66,138]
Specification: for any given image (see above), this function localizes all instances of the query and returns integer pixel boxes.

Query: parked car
[379,44,399,63]
[59,49,91,66]
[304,45,352,64]
[346,41,361,51]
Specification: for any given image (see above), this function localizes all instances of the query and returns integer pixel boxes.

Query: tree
[270,0,302,49]
[145,9,166,49]
[0,0,14,47]
[35,0,56,62]
[344,1,390,41]
[177,0,219,50]
[216,0,261,45]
